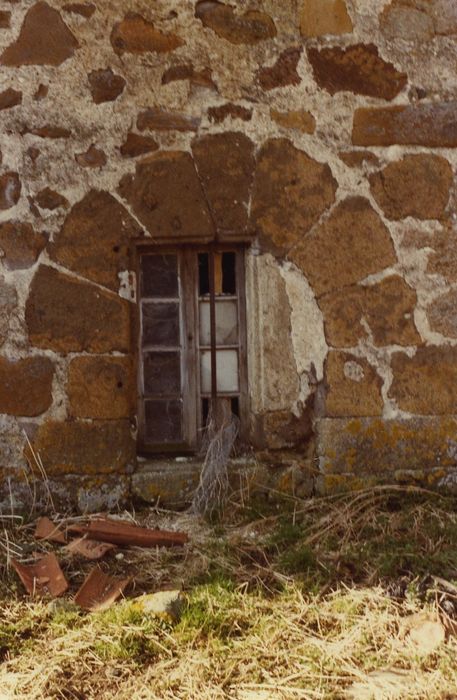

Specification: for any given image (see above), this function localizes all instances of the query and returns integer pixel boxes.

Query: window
[136,245,248,453]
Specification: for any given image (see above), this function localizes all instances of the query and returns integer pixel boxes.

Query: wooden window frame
[134,242,249,456]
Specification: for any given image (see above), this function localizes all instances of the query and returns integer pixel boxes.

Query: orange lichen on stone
[318,417,457,476]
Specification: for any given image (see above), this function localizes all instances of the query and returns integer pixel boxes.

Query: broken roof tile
[76,517,189,548]
[34,516,67,544]
[12,552,68,597]
[74,566,130,611]
[66,537,116,560]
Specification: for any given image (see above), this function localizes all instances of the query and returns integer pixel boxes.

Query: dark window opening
[137,245,248,454]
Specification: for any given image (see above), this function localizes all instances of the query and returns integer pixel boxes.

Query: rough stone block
[110,13,183,54]
[253,409,313,450]
[425,225,457,283]
[0,11,10,28]
[0,356,54,416]
[300,0,353,37]
[25,420,135,476]
[390,346,457,414]
[427,289,457,338]
[88,68,126,104]
[307,43,407,100]
[132,462,201,508]
[118,151,214,242]
[291,197,396,297]
[137,108,200,132]
[75,145,107,168]
[207,103,252,123]
[162,64,216,90]
[192,131,255,237]
[0,221,47,269]
[251,138,337,255]
[50,190,141,290]
[22,125,71,139]
[0,87,22,110]
[370,154,452,220]
[68,356,133,419]
[317,416,457,474]
[325,351,383,417]
[1,1,79,66]
[380,1,434,41]
[256,47,302,91]
[34,188,68,210]
[270,109,315,133]
[319,275,420,347]
[26,265,131,353]
[0,472,129,514]
[353,102,457,147]
[119,132,158,158]
[195,1,276,44]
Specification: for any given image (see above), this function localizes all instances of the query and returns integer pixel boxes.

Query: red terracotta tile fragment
[34,516,67,543]
[74,566,130,611]
[66,537,116,560]
[78,517,188,547]
[12,553,68,597]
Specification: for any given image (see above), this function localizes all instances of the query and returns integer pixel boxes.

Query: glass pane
[199,300,238,346]
[222,252,236,294]
[144,399,182,443]
[198,253,209,295]
[200,349,239,393]
[141,254,178,297]
[142,302,179,347]
[143,351,180,395]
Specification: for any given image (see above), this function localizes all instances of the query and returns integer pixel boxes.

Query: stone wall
[1,0,457,510]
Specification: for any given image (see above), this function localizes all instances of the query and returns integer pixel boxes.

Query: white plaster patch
[344,360,365,382]
[279,260,328,383]
[118,269,136,302]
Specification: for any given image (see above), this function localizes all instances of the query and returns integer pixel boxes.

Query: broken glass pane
[200,349,239,393]
[144,399,182,443]
[198,251,237,296]
[141,254,178,297]
[143,351,180,395]
[142,302,180,347]
[198,253,209,296]
[222,252,236,293]
[199,300,238,346]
